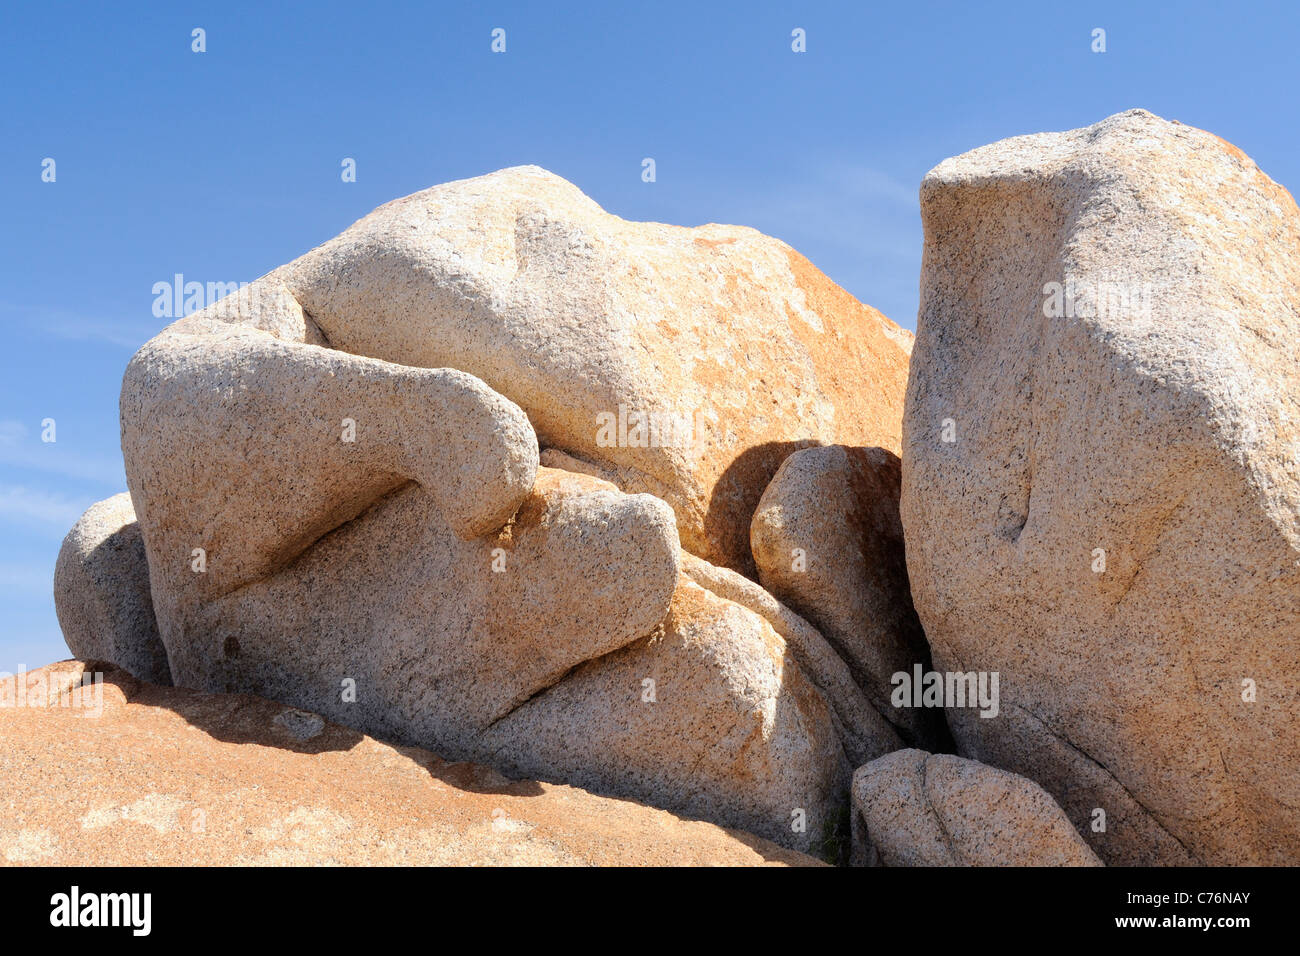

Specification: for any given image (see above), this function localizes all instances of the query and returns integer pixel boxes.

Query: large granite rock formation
[89,169,918,856]
[902,109,1300,865]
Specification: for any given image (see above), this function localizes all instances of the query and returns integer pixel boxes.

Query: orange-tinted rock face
[0,662,818,866]
[267,165,912,574]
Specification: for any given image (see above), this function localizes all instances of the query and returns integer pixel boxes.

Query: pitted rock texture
[112,447,851,854]
[478,571,852,855]
[851,749,1103,867]
[266,165,913,573]
[121,320,540,612]
[0,662,818,866]
[53,493,169,686]
[902,109,1300,865]
[678,550,903,769]
[108,168,916,856]
[751,444,942,749]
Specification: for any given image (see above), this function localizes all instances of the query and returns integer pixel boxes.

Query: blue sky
[2,1,1298,672]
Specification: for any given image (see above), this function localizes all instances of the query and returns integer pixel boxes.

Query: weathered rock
[125,455,849,855]
[171,466,679,744]
[0,662,818,866]
[121,318,540,616]
[110,169,916,856]
[53,493,169,686]
[851,749,1103,867]
[678,551,902,768]
[750,445,941,748]
[268,165,913,573]
[479,572,853,856]
[903,109,1300,865]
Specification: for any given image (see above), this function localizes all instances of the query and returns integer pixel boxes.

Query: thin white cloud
[0,561,56,595]
[820,161,918,207]
[0,419,127,487]
[0,301,159,350]
[42,317,157,349]
[0,485,93,529]
[0,420,27,445]
[744,161,921,262]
